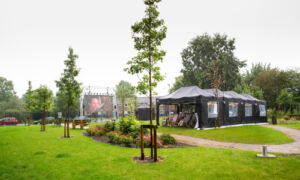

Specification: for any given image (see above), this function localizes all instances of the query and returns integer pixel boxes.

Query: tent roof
[241,94,264,102]
[158,86,213,100]
[224,91,249,100]
[137,104,151,109]
[157,86,265,104]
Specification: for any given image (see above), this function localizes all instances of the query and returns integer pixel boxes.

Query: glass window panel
[259,105,266,117]
[208,101,218,118]
[229,102,238,117]
[245,103,252,117]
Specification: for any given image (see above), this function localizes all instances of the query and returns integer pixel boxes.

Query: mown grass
[89,120,293,144]
[1,125,300,180]
[157,125,293,144]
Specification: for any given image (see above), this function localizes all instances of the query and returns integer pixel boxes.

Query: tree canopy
[125,0,166,123]
[115,80,135,117]
[55,47,82,115]
[179,33,246,91]
[0,76,16,102]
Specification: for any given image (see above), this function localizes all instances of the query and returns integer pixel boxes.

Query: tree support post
[154,126,157,162]
[140,125,158,162]
[140,126,144,160]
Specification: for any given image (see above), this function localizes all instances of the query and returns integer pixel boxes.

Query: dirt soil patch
[133,156,164,164]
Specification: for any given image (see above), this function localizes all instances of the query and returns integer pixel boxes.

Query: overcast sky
[1,0,299,97]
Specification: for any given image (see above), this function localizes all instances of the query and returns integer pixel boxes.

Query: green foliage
[33,85,53,113]
[125,0,167,123]
[277,89,293,111]
[254,68,290,108]
[86,127,97,136]
[136,138,150,148]
[234,82,264,100]
[107,132,133,146]
[244,62,271,86]
[179,33,246,91]
[0,76,16,102]
[114,80,135,117]
[55,47,82,118]
[169,75,189,93]
[160,133,176,145]
[104,121,116,132]
[24,81,35,116]
[53,91,80,117]
[119,115,139,135]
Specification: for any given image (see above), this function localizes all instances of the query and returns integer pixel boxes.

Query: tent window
[229,102,238,117]
[259,105,266,117]
[208,101,218,118]
[245,103,252,117]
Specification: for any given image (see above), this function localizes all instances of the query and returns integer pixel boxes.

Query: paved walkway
[160,125,300,154]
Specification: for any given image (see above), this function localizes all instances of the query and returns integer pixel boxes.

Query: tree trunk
[122,101,125,117]
[67,105,70,138]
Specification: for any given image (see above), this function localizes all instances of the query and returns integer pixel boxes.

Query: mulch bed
[60,136,75,139]
[82,132,195,148]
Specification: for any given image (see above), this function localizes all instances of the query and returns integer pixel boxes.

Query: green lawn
[157,125,294,144]
[1,126,300,180]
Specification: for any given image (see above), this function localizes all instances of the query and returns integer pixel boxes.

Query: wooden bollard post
[80,120,83,129]
[141,126,144,160]
[154,126,157,162]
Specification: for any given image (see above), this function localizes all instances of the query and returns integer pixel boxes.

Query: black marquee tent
[155,86,267,128]
[136,104,155,121]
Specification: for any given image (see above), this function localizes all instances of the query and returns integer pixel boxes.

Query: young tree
[127,96,138,114]
[24,81,35,125]
[115,80,135,117]
[125,0,167,125]
[56,47,82,138]
[207,59,225,128]
[34,85,53,131]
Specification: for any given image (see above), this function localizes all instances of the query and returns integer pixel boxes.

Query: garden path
[159,125,300,154]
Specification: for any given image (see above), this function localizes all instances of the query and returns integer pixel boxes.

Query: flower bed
[84,115,189,148]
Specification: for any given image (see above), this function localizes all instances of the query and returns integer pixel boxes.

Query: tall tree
[180,33,246,90]
[125,0,167,125]
[34,85,53,131]
[254,68,289,108]
[244,62,271,86]
[0,76,16,102]
[56,47,82,138]
[169,75,189,93]
[115,80,135,117]
[24,81,35,125]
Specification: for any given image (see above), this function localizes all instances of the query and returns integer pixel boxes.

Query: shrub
[129,124,140,139]
[107,132,133,146]
[119,115,139,135]
[96,128,107,136]
[104,121,116,132]
[136,138,150,148]
[160,134,176,145]
[86,127,97,136]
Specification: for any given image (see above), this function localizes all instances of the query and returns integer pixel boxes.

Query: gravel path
[159,125,300,154]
